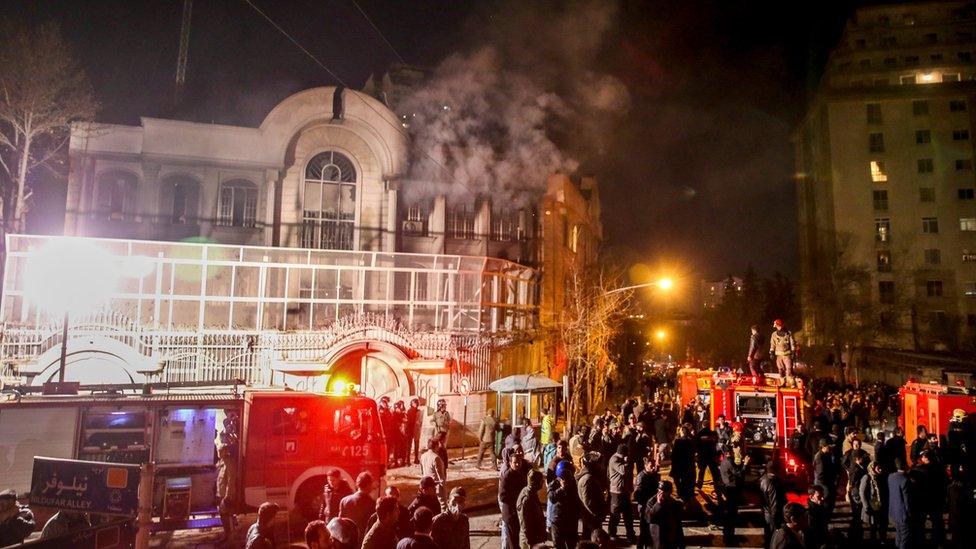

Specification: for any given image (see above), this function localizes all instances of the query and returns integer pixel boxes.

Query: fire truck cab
[0,386,386,530]
[900,380,976,447]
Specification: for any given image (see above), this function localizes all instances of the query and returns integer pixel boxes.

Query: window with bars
[927,280,944,297]
[922,217,940,234]
[301,151,357,250]
[918,158,934,173]
[403,203,429,236]
[491,210,518,241]
[959,188,975,200]
[925,248,941,264]
[954,130,970,141]
[216,180,258,228]
[920,187,936,202]
[448,205,475,239]
[950,100,968,112]
[961,217,976,231]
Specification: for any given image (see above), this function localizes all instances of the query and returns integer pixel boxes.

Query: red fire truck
[677,369,808,488]
[900,380,976,446]
[0,384,386,530]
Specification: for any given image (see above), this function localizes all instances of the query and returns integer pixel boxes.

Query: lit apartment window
[954,129,970,141]
[957,159,974,171]
[866,104,882,124]
[959,52,973,62]
[915,130,931,144]
[926,280,944,297]
[943,73,961,82]
[959,188,975,200]
[920,187,936,202]
[870,161,888,182]
[216,179,258,228]
[961,217,976,231]
[879,281,895,304]
[965,282,976,297]
[904,55,920,66]
[925,248,942,264]
[877,250,892,272]
[869,133,885,153]
[913,100,929,115]
[901,74,917,85]
[922,217,940,234]
[875,218,891,242]
[873,189,889,210]
[918,158,934,173]
[902,14,916,25]
[950,100,968,112]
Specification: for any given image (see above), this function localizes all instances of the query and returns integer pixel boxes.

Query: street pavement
[153,447,863,548]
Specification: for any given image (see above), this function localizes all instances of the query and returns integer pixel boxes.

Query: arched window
[95,171,139,220]
[216,179,258,228]
[302,151,357,250]
[159,175,200,224]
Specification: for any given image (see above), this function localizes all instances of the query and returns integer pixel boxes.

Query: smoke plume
[398,0,629,203]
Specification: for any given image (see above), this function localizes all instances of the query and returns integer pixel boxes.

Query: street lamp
[23,238,118,383]
[606,277,675,295]
[654,328,668,341]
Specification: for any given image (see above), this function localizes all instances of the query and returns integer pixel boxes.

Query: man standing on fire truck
[769,319,797,386]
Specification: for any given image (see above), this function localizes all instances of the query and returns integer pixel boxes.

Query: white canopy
[488,374,563,393]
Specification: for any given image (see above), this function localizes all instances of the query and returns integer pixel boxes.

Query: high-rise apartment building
[796,1,976,351]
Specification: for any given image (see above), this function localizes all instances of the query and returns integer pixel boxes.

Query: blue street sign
[29,457,141,516]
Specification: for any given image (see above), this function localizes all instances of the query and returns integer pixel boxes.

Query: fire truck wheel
[296,476,327,521]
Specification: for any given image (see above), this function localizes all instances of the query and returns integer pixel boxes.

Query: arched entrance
[27,336,151,386]
[323,341,412,402]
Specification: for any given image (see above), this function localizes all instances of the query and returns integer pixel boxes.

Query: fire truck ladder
[782,393,799,438]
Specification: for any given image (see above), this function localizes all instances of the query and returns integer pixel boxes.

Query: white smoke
[398,0,629,204]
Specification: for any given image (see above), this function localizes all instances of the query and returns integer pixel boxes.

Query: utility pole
[175,0,193,101]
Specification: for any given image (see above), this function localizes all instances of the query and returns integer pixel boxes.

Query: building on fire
[0,85,601,439]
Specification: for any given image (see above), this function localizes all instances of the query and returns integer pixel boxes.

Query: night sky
[4,0,868,281]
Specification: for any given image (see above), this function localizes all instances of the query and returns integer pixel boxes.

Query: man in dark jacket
[812,439,839,514]
[670,425,697,502]
[396,507,437,549]
[805,485,829,549]
[718,449,749,545]
[887,459,913,549]
[635,456,661,549]
[577,451,609,539]
[759,462,786,548]
[746,324,764,376]
[549,461,581,549]
[770,502,807,549]
[363,496,400,549]
[432,487,470,549]
[0,490,35,548]
[948,468,974,549]
[339,472,376,537]
[883,428,908,472]
[695,424,721,491]
[847,453,867,542]
[608,443,636,541]
[321,469,353,521]
[910,425,928,465]
[407,477,442,518]
[245,502,278,549]
[646,480,684,549]
[912,450,946,546]
[517,471,546,549]
[499,452,528,549]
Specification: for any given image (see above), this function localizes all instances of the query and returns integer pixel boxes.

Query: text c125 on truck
[0,382,387,531]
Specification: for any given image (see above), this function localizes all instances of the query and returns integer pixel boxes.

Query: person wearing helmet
[432,398,451,447]
[768,319,797,387]
[548,461,582,549]
[947,407,974,476]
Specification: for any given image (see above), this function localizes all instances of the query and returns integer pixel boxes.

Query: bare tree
[560,266,632,430]
[0,22,96,232]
